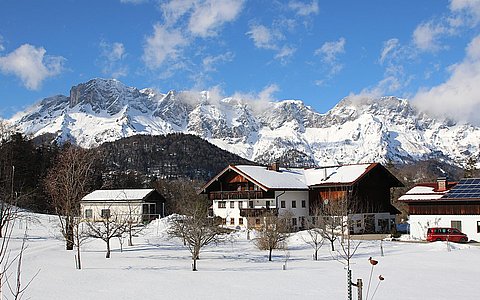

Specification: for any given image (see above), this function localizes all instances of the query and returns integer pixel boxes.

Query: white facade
[276,191,309,230]
[212,190,310,229]
[408,215,480,242]
[81,189,162,224]
[81,201,145,223]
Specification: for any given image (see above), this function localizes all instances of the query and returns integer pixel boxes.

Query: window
[255,218,261,225]
[85,209,92,218]
[239,218,244,225]
[292,218,297,226]
[218,201,226,208]
[101,209,110,219]
[356,220,362,228]
[239,201,243,209]
[301,200,306,208]
[230,218,235,225]
[451,220,462,232]
[477,221,480,233]
[292,201,296,208]
[222,218,227,225]
[230,201,235,209]
[281,201,286,208]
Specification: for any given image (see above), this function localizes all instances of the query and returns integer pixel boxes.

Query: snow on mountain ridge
[10,78,480,167]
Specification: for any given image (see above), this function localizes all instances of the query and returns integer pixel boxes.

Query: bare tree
[45,145,98,250]
[86,209,128,258]
[254,212,291,262]
[72,218,89,269]
[302,216,324,261]
[168,199,226,271]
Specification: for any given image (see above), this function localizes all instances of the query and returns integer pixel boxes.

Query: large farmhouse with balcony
[81,189,165,224]
[398,177,480,241]
[201,162,403,233]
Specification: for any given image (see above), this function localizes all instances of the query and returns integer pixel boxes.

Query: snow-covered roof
[82,189,155,201]
[398,185,447,201]
[225,163,374,190]
[234,165,307,189]
[303,164,372,186]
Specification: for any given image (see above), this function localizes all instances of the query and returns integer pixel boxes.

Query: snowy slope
[10,78,480,166]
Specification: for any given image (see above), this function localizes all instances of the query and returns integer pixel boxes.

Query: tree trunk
[330,240,335,251]
[76,245,82,269]
[66,223,74,250]
[128,231,133,246]
[314,250,318,261]
[269,248,273,261]
[192,257,197,271]
[106,239,111,258]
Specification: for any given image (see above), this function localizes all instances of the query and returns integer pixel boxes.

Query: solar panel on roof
[443,178,480,199]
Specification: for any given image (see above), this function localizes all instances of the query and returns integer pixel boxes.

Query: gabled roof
[82,189,156,201]
[201,163,392,192]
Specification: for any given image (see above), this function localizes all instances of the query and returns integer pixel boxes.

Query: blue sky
[1,0,480,123]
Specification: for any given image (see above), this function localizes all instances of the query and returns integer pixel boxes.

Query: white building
[399,178,480,242]
[201,163,402,232]
[81,189,165,224]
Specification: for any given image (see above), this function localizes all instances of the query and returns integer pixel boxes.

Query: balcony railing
[209,190,264,200]
[240,208,279,218]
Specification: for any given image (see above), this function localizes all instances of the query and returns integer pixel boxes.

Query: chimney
[268,161,280,172]
[437,177,448,192]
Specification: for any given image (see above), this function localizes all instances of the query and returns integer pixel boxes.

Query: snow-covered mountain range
[10,78,480,166]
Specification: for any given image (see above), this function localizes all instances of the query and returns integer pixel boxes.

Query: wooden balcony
[209,190,264,200]
[240,208,278,218]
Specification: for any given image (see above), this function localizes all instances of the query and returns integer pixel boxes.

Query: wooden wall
[408,202,480,215]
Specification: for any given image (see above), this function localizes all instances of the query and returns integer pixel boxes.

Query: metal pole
[357,279,363,300]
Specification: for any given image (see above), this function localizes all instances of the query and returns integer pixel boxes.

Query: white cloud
[412,35,480,124]
[315,37,345,63]
[288,0,319,16]
[379,38,400,65]
[450,0,480,25]
[275,46,297,61]
[246,24,283,50]
[258,84,280,102]
[231,83,280,114]
[99,41,127,78]
[142,23,188,69]
[160,0,244,37]
[412,21,449,52]
[246,24,295,61]
[188,0,245,37]
[0,44,65,90]
[202,52,234,71]
[0,35,4,52]
[160,0,196,24]
[314,37,346,77]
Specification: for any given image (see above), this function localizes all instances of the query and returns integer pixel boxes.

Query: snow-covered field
[9,213,480,299]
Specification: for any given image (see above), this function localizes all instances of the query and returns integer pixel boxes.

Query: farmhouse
[201,162,403,233]
[398,177,480,241]
[81,189,165,224]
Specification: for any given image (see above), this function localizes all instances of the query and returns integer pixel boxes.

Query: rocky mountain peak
[10,78,480,167]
